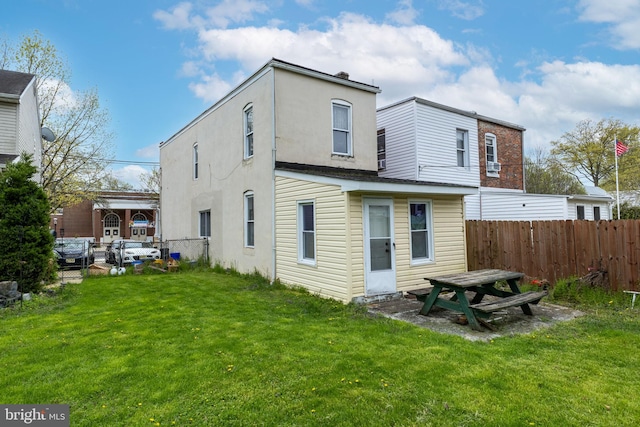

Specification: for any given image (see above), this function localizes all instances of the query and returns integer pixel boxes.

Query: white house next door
[364,198,396,296]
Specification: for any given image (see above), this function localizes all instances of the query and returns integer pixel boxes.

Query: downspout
[271,66,277,283]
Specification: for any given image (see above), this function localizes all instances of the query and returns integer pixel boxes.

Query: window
[332,101,352,155]
[485,133,499,174]
[244,105,254,158]
[593,206,601,221]
[199,210,211,237]
[298,201,315,264]
[577,205,585,220]
[193,143,199,179]
[409,201,433,262]
[456,129,468,167]
[377,129,386,170]
[244,192,254,247]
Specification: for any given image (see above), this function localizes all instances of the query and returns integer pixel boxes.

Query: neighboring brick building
[50,191,159,245]
[478,118,525,190]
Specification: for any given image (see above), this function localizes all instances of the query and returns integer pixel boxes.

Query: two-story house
[0,69,43,181]
[377,97,612,221]
[160,59,477,302]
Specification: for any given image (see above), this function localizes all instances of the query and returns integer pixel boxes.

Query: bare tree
[1,31,115,211]
[525,146,585,195]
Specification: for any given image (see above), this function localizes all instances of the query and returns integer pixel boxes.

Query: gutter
[271,65,277,283]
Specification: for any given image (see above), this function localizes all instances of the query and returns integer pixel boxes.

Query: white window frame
[485,133,498,176]
[199,210,211,238]
[456,129,468,168]
[193,143,199,180]
[244,192,254,247]
[332,100,352,156]
[244,104,254,159]
[409,200,434,264]
[297,200,316,265]
[577,205,585,220]
[593,206,601,221]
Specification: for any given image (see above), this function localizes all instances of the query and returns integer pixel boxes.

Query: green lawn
[1,271,639,426]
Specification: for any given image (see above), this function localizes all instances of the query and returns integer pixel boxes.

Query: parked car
[108,240,161,265]
[54,238,95,269]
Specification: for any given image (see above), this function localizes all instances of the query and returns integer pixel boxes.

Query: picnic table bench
[415,269,547,331]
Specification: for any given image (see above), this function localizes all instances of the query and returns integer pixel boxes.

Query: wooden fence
[466,220,640,290]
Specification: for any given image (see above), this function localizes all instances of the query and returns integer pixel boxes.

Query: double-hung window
[409,201,433,263]
[244,192,254,247]
[456,129,468,167]
[199,210,211,237]
[298,201,315,264]
[332,100,352,155]
[193,143,199,179]
[244,105,254,159]
[485,133,499,174]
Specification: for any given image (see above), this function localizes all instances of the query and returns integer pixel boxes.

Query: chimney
[334,71,349,80]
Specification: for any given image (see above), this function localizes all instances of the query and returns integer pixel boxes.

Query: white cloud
[155,2,640,157]
[111,165,149,189]
[135,143,160,160]
[437,0,485,21]
[386,0,420,26]
[577,0,640,49]
[154,0,269,30]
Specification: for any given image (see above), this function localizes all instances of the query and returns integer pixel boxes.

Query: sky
[2,0,640,188]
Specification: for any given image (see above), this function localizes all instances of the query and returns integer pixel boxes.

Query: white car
[109,240,161,265]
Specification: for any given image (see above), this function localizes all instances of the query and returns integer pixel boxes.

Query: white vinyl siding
[377,99,480,187]
[0,104,17,154]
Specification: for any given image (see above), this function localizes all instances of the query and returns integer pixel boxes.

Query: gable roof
[0,69,36,102]
[160,58,380,149]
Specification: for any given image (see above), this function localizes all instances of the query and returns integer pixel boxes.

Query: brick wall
[478,120,524,190]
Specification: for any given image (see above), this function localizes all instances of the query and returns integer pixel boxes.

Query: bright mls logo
[1,405,69,426]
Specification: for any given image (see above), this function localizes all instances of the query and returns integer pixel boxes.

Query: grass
[1,271,640,426]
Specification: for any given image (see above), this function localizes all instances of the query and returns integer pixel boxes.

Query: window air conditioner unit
[378,159,386,170]
[487,161,501,173]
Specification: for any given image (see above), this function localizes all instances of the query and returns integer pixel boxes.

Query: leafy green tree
[551,118,640,187]
[0,154,54,293]
[524,147,585,195]
[1,31,115,211]
[614,202,640,219]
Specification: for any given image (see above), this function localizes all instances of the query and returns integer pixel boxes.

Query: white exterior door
[103,213,120,244]
[364,198,396,296]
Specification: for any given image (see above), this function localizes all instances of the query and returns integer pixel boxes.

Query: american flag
[615,140,629,156]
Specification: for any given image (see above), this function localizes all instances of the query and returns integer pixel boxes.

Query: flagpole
[615,134,620,219]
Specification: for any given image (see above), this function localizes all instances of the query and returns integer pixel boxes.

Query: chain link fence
[157,238,209,263]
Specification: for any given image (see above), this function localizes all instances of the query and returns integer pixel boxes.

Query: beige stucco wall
[273,69,378,171]
[275,174,468,302]
[160,69,275,276]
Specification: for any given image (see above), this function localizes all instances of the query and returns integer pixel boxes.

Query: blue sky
[3,0,640,187]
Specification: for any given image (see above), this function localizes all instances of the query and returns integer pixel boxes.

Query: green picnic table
[418,269,547,331]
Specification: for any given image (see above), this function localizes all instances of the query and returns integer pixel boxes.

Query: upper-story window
[485,133,500,175]
[244,191,254,247]
[456,129,468,167]
[332,100,352,156]
[244,104,254,159]
[377,129,386,170]
[193,143,199,180]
